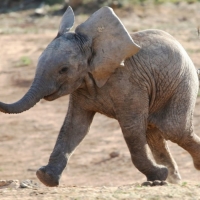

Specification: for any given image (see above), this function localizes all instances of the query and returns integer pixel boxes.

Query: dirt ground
[1,2,200,199]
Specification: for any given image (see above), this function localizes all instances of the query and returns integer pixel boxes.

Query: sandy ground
[0,2,200,199]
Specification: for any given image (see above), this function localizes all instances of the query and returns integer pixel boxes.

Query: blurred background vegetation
[1,0,200,13]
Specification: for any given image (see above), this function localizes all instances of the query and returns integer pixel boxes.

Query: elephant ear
[75,6,140,87]
[58,6,75,35]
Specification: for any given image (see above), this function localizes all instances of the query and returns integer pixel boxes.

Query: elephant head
[0,6,140,114]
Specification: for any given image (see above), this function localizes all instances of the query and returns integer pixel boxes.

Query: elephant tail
[197,69,200,88]
[197,69,200,79]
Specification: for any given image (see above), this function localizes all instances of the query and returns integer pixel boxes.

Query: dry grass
[1,183,200,200]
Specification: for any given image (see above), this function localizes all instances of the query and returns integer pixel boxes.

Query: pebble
[0,180,20,189]
[109,151,120,158]
[20,179,39,189]
[0,179,38,189]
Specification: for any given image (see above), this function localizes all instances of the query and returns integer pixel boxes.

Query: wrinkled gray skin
[0,6,199,187]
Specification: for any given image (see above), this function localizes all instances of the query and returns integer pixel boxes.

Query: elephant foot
[141,166,169,186]
[142,180,168,187]
[146,165,168,182]
[167,170,181,184]
[36,166,60,187]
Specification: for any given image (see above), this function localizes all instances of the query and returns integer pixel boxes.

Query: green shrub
[16,56,32,67]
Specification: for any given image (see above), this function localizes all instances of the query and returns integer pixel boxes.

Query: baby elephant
[0,6,199,187]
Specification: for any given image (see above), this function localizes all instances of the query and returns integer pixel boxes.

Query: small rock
[0,180,20,189]
[35,3,49,16]
[109,151,120,158]
[20,180,38,189]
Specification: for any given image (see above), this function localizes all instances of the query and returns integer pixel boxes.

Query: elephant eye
[59,67,68,74]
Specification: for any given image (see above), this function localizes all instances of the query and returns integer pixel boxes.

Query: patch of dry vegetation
[1,183,200,200]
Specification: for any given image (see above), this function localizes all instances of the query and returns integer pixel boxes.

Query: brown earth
[0,2,200,199]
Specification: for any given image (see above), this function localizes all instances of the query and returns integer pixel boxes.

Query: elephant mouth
[43,81,68,101]
[43,77,82,101]
[44,90,60,101]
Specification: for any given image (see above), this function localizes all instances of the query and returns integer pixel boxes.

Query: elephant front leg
[120,116,168,186]
[36,98,95,187]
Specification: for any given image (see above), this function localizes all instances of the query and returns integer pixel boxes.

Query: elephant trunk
[0,78,48,114]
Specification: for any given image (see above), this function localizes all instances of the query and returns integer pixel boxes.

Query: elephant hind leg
[146,127,181,184]
[120,116,168,184]
[175,132,200,171]
[154,112,200,172]
[151,79,200,173]
[154,117,200,172]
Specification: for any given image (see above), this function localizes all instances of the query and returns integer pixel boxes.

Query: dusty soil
[1,2,200,199]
